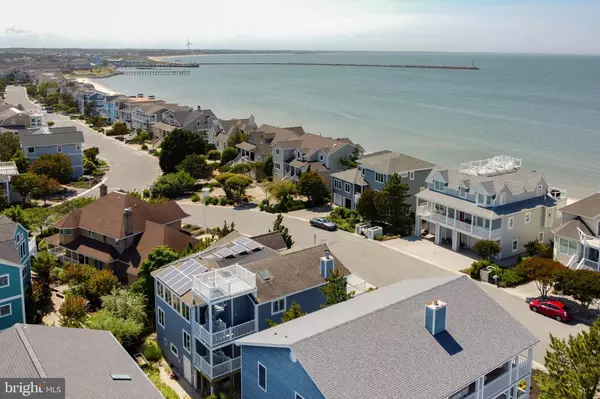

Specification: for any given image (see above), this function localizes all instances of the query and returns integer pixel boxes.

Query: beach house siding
[155,285,192,375]
[15,223,31,285]
[499,207,552,259]
[0,263,25,330]
[256,285,327,331]
[26,143,83,178]
[272,146,294,181]
[324,144,355,173]
[240,346,325,399]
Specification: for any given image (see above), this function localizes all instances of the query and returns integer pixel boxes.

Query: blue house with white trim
[151,232,358,395]
[0,215,34,330]
[237,275,539,399]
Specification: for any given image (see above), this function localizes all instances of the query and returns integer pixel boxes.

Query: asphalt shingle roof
[560,193,600,219]
[552,217,594,240]
[0,215,20,264]
[238,275,538,399]
[19,126,84,147]
[358,151,435,174]
[0,324,163,399]
[330,168,368,186]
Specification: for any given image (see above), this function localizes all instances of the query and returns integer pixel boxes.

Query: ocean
[94,52,600,199]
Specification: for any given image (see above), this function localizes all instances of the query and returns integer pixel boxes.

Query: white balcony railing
[490,227,503,239]
[28,237,37,258]
[193,353,242,380]
[483,371,510,399]
[193,264,256,302]
[455,220,471,233]
[417,204,431,217]
[578,228,600,250]
[196,319,256,347]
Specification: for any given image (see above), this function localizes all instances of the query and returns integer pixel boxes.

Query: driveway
[4,86,161,196]
[179,202,588,364]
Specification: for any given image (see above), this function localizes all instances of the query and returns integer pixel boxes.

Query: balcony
[193,264,257,302]
[193,352,242,380]
[28,237,37,258]
[194,319,256,347]
[483,355,530,399]
[578,228,600,250]
[418,204,502,240]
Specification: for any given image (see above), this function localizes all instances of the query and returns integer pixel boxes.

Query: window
[400,172,408,178]
[459,187,467,198]
[499,193,506,205]
[102,235,107,243]
[166,290,172,306]
[360,168,365,176]
[170,343,178,357]
[0,304,11,317]
[524,212,531,224]
[158,307,165,328]
[181,304,190,321]
[538,232,544,242]
[536,185,543,196]
[173,296,181,313]
[88,231,96,239]
[22,267,27,277]
[319,154,324,162]
[157,282,164,299]
[272,298,285,314]
[559,238,578,255]
[512,239,518,252]
[0,274,9,288]
[274,162,281,171]
[258,362,267,392]
[27,147,35,154]
[182,331,191,353]
[477,193,485,205]
[295,393,305,399]
[344,183,351,193]
[409,171,415,180]
[57,145,62,153]
[507,217,514,230]
[375,172,384,183]
[61,228,73,235]
[275,148,280,156]
[334,179,342,190]
[433,180,445,192]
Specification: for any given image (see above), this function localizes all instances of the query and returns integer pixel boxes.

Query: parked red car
[529,299,573,322]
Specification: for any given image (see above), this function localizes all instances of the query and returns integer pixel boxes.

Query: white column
[434,223,441,245]
[452,229,459,251]
[488,220,492,239]
[415,216,421,237]
[230,299,234,329]
[208,304,213,345]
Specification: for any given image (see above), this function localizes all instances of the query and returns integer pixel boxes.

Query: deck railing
[195,319,256,347]
[193,264,256,302]
[193,353,242,380]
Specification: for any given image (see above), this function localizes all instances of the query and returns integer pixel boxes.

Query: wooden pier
[117,70,191,76]
[195,62,479,70]
[120,63,199,69]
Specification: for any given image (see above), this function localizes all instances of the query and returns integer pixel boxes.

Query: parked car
[310,217,337,231]
[529,299,572,322]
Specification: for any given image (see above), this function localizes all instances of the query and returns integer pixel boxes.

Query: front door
[78,253,85,264]
[345,197,352,209]
[183,355,192,384]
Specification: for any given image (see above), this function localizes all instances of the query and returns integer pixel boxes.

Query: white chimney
[425,299,447,335]
[319,250,334,278]
[123,207,133,236]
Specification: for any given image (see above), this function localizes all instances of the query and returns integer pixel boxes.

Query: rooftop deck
[193,264,256,302]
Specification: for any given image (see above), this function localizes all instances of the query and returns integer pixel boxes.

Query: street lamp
[202,187,210,233]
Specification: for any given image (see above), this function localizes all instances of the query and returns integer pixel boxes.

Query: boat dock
[117,70,191,76]
[194,62,479,70]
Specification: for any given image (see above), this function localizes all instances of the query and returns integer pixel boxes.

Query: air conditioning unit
[365,226,383,240]
[355,222,371,236]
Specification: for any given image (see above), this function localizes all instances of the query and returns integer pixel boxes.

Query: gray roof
[0,215,20,264]
[560,193,600,219]
[0,324,163,399]
[0,215,17,242]
[19,126,84,147]
[330,168,368,186]
[426,165,547,196]
[553,217,594,240]
[416,189,557,219]
[358,151,435,174]
[250,231,287,251]
[168,109,214,127]
[238,275,538,399]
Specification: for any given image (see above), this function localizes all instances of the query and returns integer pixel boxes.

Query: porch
[193,265,257,303]
[193,319,255,347]
[193,343,242,381]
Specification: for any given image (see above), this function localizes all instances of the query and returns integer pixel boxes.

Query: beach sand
[76,78,121,96]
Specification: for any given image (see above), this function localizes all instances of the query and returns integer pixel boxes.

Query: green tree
[268,180,297,204]
[83,147,100,165]
[10,150,30,173]
[109,121,129,136]
[177,154,211,179]
[263,156,274,178]
[32,175,62,205]
[562,269,600,312]
[52,197,95,217]
[215,220,236,238]
[378,173,412,235]
[207,149,221,161]
[130,246,180,310]
[150,170,197,198]
[10,173,42,202]
[227,127,248,147]
[230,163,252,176]
[29,153,74,184]
[356,188,379,221]
[100,288,147,326]
[0,132,20,161]
[272,214,294,249]
[538,318,600,399]
[31,251,59,282]
[84,100,97,116]
[297,171,329,206]
[266,301,306,327]
[63,263,96,287]
[320,268,354,307]
[215,173,252,202]
[473,239,502,260]
[159,129,208,173]
[87,310,144,351]
[516,257,565,298]
[2,205,30,229]
[86,270,120,301]
[220,147,238,166]
[58,295,88,327]
[25,84,38,97]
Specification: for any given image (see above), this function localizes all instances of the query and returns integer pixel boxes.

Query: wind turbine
[185,39,192,51]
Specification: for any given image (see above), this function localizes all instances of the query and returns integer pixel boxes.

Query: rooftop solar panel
[217,247,235,258]
[235,238,261,251]
[229,244,249,254]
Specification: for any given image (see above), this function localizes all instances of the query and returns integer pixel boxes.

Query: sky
[1,0,599,54]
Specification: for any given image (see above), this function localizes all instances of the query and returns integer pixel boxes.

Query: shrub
[219,197,228,206]
[191,194,200,202]
[142,338,163,362]
[87,310,143,351]
[468,260,492,280]
[207,149,220,160]
[220,147,238,165]
[58,295,88,327]
[140,144,148,150]
[473,240,502,260]
[227,199,235,205]
[150,170,197,199]
[28,153,74,184]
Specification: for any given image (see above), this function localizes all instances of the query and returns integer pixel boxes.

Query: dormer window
[319,154,324,163]
[433,180,445,192]
[536,184,543,196]
[459,187,468,198]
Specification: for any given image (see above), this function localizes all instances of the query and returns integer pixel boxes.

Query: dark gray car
[310,217,337,231]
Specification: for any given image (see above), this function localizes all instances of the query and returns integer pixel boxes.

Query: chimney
[425,299,447,336]
[123,207,133,236]
[197,106,202,111]
[319,250,334,278]
[249,114,255,128]
[137,93,143,98]
[99,184,107,197]
[148,95,155,100]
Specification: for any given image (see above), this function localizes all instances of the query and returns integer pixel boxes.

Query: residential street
[5,85,588,365]
[4,86,161,196]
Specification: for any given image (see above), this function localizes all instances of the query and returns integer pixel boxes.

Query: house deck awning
[235,142,256,152]
[152,122,176,132]
[60,236,120,264]
[416,189,498,219]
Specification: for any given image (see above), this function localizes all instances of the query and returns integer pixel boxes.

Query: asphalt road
[179,202,588,364]
[4,86,161,196]
[5,85,586,365]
